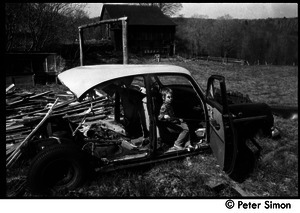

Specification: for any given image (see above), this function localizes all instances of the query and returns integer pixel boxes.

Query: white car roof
[58,64,191,99]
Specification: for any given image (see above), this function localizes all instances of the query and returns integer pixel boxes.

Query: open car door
[205,75,238,175]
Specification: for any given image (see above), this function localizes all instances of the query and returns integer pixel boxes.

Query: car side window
[131,76,146,89]
[157,75,191,86]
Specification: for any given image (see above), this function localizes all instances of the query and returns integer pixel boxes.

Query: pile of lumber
[6,84,114,167]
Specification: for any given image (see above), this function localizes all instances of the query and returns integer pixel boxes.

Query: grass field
[7,58,298,197]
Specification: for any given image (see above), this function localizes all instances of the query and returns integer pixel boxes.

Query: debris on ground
[6,84,114,166]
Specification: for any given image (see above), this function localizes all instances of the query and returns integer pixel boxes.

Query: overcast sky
[85,3,298,19]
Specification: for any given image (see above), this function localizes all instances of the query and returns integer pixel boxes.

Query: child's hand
[164,115,171,121]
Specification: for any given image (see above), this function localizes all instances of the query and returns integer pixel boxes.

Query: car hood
[58,64,191,100]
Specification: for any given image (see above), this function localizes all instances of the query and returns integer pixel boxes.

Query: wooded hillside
[173,17,298,65]
[5,3,298,66]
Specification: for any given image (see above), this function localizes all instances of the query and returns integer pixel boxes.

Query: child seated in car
[158,87,191,150]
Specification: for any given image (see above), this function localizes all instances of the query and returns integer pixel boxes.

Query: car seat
[151,86,178,146]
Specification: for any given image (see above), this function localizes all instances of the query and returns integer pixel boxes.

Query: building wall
[111,25,175,55]
[5,53,58,86]
[128,25,175,55]
[100,8,176,55]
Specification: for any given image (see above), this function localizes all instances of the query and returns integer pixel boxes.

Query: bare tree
[187,14,210,56]
[5,3,88,52]
[209,14,242,61]
[5,3,27,51]
[136,3,183,17]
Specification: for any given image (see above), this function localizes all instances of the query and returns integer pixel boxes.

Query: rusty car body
[25,64,276,193]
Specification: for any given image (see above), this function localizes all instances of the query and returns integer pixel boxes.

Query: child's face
[164,92,173,103]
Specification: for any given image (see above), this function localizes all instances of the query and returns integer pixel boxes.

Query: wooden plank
[6,136,26,144]
[6,98,75,120]
[7,98,59,168]
[44,101,111,117]
[6,84,15,93]
[78,17,127,30]
[6,124,25,131]
[79,28,84,66]
[6,126,32,134]
[82,114,107,122]
[27,91,53,99]
[62,107,111,119]
[8,104,44,112]
[6,130,31,138]
[6,91,52,106]
[231,182,256,197]
[122,19,128,65]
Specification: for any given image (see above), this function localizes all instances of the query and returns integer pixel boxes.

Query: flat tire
[27,144,86,194]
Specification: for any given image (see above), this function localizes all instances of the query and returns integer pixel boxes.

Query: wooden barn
[100,4,176,55]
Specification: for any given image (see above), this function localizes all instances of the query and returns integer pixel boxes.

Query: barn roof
[100,4,176,26]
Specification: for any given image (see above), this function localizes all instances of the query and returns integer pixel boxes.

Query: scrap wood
[6,91,33,100]
[7,128,32,134]
[26,91,53,99]
[6,127,32,135]
[41,96,57,101]
[63,106,111,119]
[6,98,75,120]
[6,96,23,103]
[9,91,34,97]
[6,91,53,106]
[68,95,108,107]
[7,115,41,126]
[6,116,41,126]
[56,93,74,100]
[6,130,32,145]
[6,135,27,141]
[35,106,88,117]
[6,139,24,146]
[6,84,15,94]
[6,98,59,168]
[28,99,52,103]
[38,100,111,117]
[54,96,108,112]
[66,109,112,123]
[55,100,112,115]
[6,131,31,140]
[6,98,31,106]
[6,143,21,155]
[83,114,107,122]
[6,124,26,131]
[72,111,90,136]
[7,101,43,108]
[70,113,108,123]
[230,182,256,197]
[7,105,45,115]
[9,104,43,111]
[5,88,114,157]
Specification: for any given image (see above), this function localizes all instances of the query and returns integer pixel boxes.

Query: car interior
[149,74,207,152]
[77,74,209,159]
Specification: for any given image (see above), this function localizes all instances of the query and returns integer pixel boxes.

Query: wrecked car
[23,64,277,193]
